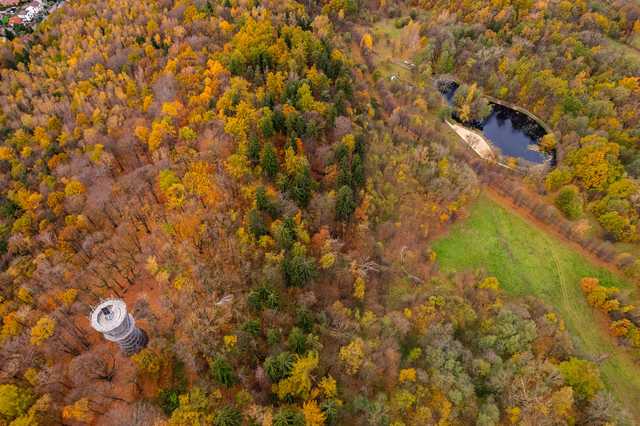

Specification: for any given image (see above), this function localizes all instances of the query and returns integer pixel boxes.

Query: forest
[0,0,638,425]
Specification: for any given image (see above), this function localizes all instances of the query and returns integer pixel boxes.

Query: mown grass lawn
[432,192,640,422]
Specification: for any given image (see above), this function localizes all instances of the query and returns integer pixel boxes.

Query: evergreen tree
[214,407,242,426]
[247,208,268,238]
[256,186,278,216]
[289,166,314,208]
[275,217,296,250]
[334,142,349,163]
[264,352,295,382]
[242,318,261,336]
[321,399,340,425]
[209,357,236,388]
[273,408,305,426]
[248,285,280,311]
[283,244,317,287]
[352,153,365,188]
[273,109,286,133]
[255,186,269,211]
[287,327,308,354]
[248,136,261,166]
[259,108,275,139]
[337,156,352,189]
[261,143,279,179]
[336,186,356,221]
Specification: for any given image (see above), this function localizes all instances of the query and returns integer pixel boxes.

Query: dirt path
[484,188,629,280]
[544,233,580,321]
[486,186,598,335]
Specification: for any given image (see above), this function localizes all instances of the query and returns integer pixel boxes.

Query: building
[90,299,148,356]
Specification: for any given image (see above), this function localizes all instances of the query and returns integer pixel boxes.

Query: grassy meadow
[432,192,640,421]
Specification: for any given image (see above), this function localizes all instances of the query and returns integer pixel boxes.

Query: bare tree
[97,401,165,426]
[68,346,117,386]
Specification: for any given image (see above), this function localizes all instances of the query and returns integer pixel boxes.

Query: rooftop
[90,299,128,333]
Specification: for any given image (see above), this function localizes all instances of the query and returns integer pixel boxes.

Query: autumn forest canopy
[0,0,639,425]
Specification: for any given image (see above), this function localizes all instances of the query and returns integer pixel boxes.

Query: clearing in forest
[432,192,640,421]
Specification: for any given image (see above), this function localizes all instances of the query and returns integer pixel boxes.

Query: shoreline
[445,120,495,161]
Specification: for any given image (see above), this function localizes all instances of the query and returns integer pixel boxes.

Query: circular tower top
[90,299,128,333]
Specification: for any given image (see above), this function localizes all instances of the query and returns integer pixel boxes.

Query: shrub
[558,357,603,401]
[267,328,282,346]
[554,185,582,220]
[598,211,636,242]
[545,167,573,192]
[248,285,280,311]
[394,17,410,29]
[158,389,180,415]
[242,319,261,336]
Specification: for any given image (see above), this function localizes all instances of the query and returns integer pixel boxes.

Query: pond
[439,80,552,165]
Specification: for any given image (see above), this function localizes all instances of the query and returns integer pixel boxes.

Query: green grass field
[432,192,640,421]
[368,19,414,81]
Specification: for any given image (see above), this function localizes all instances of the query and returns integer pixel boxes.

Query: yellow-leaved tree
[339,338,365,375]
[361,33,373,51]
[30,316,56,346]
[276,351,319,400]
[303,400,326,426]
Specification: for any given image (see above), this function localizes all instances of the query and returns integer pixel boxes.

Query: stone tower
[90,299,148,356]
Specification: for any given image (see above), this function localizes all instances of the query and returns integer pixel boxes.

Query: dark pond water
[438,80,551,165]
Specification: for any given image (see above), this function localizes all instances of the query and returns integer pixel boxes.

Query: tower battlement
[90,299,147,356]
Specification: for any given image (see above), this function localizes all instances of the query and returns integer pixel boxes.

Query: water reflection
[438,80,552,165]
